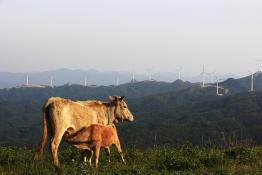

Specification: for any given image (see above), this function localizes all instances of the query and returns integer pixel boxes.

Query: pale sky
[0,0,262,76]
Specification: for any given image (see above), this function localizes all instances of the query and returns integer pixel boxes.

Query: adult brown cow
[34,96,134,166]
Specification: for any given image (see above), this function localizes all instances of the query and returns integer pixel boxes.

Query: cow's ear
[114,96,118,101]
[109,96,115,101]
[119,96,125,101]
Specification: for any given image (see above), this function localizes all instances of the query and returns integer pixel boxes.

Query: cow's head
[109,96,134,123]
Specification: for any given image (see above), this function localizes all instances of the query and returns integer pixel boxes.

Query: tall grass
[0,145,262,175]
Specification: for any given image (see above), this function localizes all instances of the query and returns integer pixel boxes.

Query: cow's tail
[34,109,48,161]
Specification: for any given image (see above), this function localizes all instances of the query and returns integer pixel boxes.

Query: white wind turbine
[50,76,54,88]
[248,71,254,92]
[115,73,119,86]
[176,67,183,80]
[215,76,224,96]
[26,75,29,86]
[255,58,262,72]
[146,68,153,81]
[84,76,87,87]
[200,65,208,87]
[131,72,135,83]
[210,69,217,84]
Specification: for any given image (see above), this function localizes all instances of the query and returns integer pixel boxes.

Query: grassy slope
[0,146,262,175]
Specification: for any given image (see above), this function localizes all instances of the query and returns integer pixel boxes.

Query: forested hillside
[123,91,262,147]
[1,76,262,148]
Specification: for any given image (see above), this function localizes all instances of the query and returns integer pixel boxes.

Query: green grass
[0,145,262,175]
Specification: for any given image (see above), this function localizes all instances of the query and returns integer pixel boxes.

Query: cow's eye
[124,106,127,108]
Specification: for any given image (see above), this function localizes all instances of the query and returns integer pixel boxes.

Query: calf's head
[109,96,134,123]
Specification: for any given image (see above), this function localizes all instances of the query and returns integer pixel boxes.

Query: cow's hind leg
[51,131,64,167]
[114,141,126,164]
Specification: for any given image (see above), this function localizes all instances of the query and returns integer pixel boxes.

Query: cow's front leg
[114,141,126,165]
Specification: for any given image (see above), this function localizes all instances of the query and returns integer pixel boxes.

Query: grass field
[0,145,262,175]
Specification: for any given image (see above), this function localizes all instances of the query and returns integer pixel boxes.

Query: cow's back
[46,98,104,133]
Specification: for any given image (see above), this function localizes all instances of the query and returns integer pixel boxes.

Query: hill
[0,80,192,102]
[123,91,262,147]
[0,80,192,145]
[221,71,262,94]
[1,73,262,147]
[1,78,262,148]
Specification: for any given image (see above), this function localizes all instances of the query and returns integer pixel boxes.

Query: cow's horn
[109,96,115,101]
[120,96,125,101]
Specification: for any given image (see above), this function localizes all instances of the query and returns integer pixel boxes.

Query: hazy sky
[0,0,262,76]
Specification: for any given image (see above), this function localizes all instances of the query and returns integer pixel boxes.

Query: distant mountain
[0,80,193,102]
[0,68,240,89]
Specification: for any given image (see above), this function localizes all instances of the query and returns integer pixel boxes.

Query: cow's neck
[104,102,116,125]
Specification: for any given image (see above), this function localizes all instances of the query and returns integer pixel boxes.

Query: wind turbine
[200,65,208,87]
[176,67,183,80]
[26,75,29,86]
[115,72,119,86]
[146,68,153,81]
[210,69,216,84]
[116,77,119,86]
[255,58,262,72]
[216,76,224,96]
[50,76,54,88]
[131,72,135,83]
[248,71,254,92]
[84,76,87,87]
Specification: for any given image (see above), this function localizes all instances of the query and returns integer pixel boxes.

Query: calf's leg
[84,150,93,166]
[94,145,101,168]
[104,147,111,162]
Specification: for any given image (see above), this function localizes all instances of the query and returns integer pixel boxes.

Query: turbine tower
[131,72,135,83]
[84,76,87,87]
[176,67,182,80]
[255,58,262,72]
[116,77,119,86]
[249,71,254,92]
[200,65,208,87]
[216,77,224,96]
[50,76,54,88]
[146,68,153,81]
[26,75,29,86]
[210,70,216,84]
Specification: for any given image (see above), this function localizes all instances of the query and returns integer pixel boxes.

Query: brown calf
[63,124,126,168]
